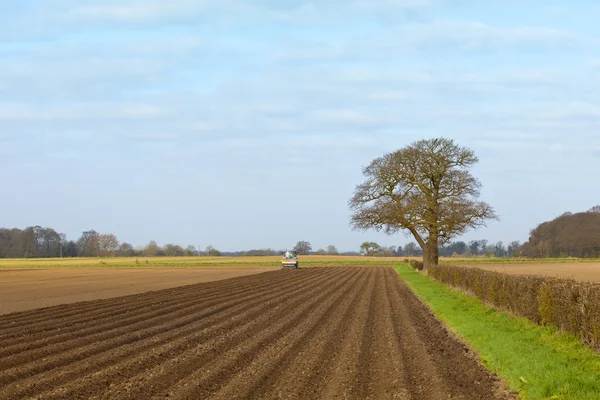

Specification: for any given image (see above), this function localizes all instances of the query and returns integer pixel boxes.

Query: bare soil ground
[0,267,514,399]
[0,266,277,314]
[456,262,600,283]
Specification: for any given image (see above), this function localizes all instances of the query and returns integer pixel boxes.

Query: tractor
[281,250,299,269]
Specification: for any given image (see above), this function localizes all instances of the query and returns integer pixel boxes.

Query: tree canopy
[293,241,312,255]
[349,137,497,269]
[521,207,600,258]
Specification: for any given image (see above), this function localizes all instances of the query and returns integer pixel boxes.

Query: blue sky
[1,0,599,252]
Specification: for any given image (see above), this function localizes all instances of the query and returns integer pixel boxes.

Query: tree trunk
[423,235,440,272]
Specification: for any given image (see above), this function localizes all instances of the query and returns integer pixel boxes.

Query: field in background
[453,262,600,283]
[1,255,599,269]
[0,266,277,314]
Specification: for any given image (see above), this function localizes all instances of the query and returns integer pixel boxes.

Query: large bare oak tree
[349,138,497,270]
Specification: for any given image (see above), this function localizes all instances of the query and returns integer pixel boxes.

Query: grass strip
[394,264,600,400]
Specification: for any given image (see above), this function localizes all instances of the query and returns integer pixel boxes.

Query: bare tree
[164,244,185,257]
[99,234,119,257]
[78,230,100,257]
[326,245,339,255]
[403,242,419,256]
[349,138,497,270]
[144,241,161,256]
[507,241,521,257]
[359,241,380,256]
[293,241,312,255]
[522,209,600,258]
[118,242,135,257]
[376,245,397,257]
[185,245,198,256]
[205,245,221,256]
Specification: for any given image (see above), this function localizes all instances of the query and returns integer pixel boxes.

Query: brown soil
[0,266,276,314]
[0,267,515,399]
[458,262,600,283]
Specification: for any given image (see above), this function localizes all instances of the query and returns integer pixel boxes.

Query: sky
[1,0,599,252]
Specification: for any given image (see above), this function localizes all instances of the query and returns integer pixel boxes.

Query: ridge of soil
[0,267,515,399]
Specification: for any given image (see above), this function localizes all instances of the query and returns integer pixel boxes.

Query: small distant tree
[493,241,506,258]
[315,248,327,255]
[205,245,221,256]
[164,244,185,257]
[589,205,600,213]
[118,242,135,257]
[403,242,418,256]
[468,240,480,256]
[144,241,161,257]
[360,241,380,256]
[377,245,396,257]
[507,240,521,257]
[326,245,339,255]
[185,245,198,256]
[293,241,312,255]
[99,234,119,257]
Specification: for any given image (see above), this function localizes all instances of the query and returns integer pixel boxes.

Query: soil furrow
[349,267,382,399]
[0,270,278,328]
[387,269,505,399]
[0,269,318,355]
[0,267,514,400]
[363,267,410,399]
[106,268,363,399]
[7,269,340,400]
[0,271,287,340]
[261,266,379,400]
[211,266,375,400]
[318,267,378,399]
[0,269,335,393]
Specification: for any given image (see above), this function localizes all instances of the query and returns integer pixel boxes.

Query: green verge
[394,264,600,400]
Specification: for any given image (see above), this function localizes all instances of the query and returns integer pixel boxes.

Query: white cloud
[353,0,432,8]
[366,90,409,101]
[401,20,581,49]
[0,104,167,122]
[67,1,216,22]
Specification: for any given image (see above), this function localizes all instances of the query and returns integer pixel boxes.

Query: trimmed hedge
[408,259,424,271]
[428,264,600,351]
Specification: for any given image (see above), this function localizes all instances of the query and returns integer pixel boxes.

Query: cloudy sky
[1,1,599,252]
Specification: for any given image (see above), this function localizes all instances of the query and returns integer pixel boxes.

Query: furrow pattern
[0,269,316,359]
[0,269,336,397]
[106,268,362,399]
[0,267,511,400]
[212,266,377,400]
[0,271,284,339]
[18,269,339,400]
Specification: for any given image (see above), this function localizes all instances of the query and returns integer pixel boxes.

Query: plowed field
[0,266,277,314]
[0,267,513,399]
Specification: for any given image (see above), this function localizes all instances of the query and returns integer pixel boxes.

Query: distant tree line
[2,206,599,259]
[0,227,213,259]
[356,239,522,258]
[519,206,600,258]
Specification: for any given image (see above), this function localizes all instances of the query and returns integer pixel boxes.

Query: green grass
[394,264,600,400]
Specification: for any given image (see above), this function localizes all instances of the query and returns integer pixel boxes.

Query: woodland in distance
[1,206,598,259]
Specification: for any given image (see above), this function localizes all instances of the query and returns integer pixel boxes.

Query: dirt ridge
[0,267,515,399]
